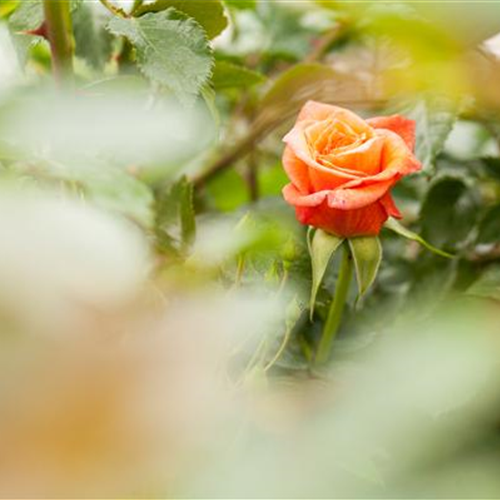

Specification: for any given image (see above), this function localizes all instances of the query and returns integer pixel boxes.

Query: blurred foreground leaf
[15,160,155,229]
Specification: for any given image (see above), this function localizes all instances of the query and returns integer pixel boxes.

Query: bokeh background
[2,0,500,497]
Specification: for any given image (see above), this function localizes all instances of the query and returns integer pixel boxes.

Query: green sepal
[385,218,454,259]
[348,236,382,301]
[308,229,344,321]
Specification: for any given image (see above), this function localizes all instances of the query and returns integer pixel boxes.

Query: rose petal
[367,114,416,151]
[282,146,311,193]
[339,129,421,191]
[295,199,389,237]
[328,136,385,176]
[296,101,373,137]
[326,179,395,210]
[284,123,359,190]
[379,192,402,219]
[282,183,328,207]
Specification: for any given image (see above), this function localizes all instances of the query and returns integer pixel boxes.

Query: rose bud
[282,101,421,237]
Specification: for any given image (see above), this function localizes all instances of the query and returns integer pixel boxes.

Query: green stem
[43,0,74,83]
[315,243,353,366]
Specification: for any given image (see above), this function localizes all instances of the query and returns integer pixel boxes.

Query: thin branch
[305,22,346,64]
[192,121,270,188]
[99,0,129,18]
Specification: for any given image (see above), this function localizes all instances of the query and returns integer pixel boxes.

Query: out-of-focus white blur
[0,87,215,169]
[0,24,21,92]
[0,187,151,335]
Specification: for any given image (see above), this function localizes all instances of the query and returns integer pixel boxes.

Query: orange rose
[282,101,421,237]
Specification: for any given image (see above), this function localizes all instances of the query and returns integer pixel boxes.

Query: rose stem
[43,0,74,84]
[315,243,353,366]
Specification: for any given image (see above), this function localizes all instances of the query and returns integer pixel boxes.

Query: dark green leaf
[134,0,228,39]
[467,265,500,302]
[477,204,500,245]
[420,177,478,249]
[212,60,265,90]
[107,9,213,104]
[73,2,113,70]
[481,157,500,181]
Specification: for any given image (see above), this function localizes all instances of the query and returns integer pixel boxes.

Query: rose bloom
[282,101,421,237]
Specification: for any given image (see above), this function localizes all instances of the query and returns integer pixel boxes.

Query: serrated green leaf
[107,9,213,104]
[385,218,454,259]
[309,229,344,320]
[467,265,500,302]
[348,236,382,299]
[134,0,228,39]
[399,95,459,173]
[212,60,265,90]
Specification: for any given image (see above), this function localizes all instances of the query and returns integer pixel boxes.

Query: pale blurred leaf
[15,160,155,229]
